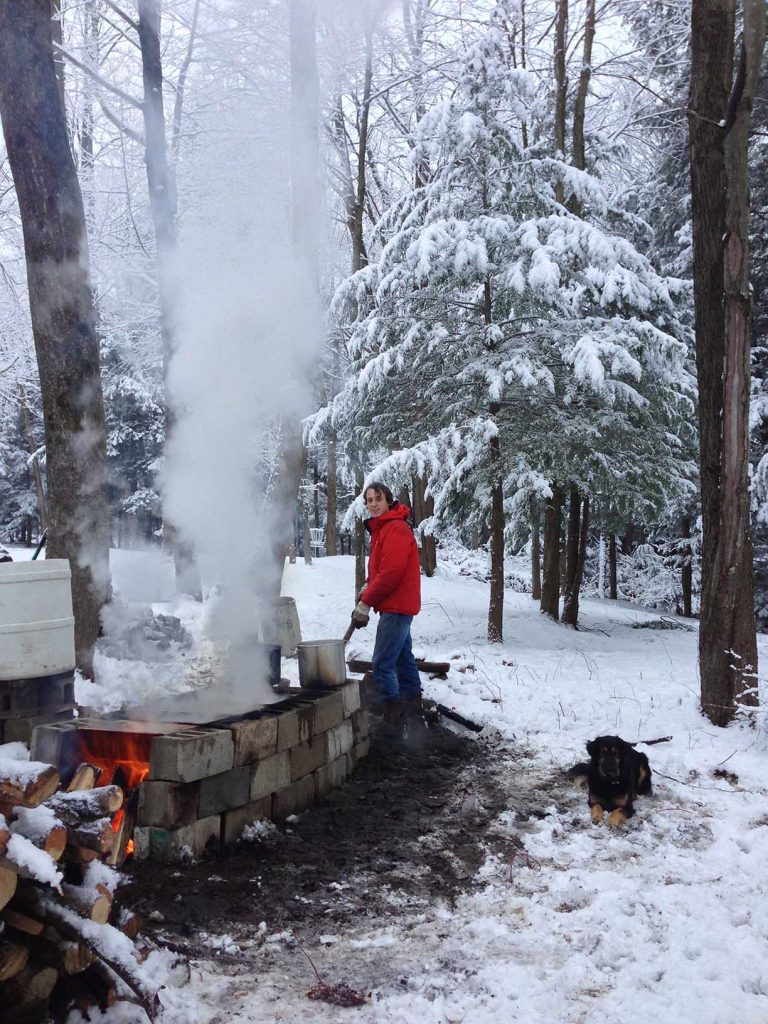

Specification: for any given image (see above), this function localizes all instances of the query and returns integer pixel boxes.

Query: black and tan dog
[569,735,652,827]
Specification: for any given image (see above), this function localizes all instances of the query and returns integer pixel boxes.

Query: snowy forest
[0,0,766,727]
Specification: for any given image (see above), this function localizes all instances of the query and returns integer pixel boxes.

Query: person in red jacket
[352,482,423,726]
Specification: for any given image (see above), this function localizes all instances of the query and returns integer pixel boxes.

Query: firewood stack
[0,755,160,1022]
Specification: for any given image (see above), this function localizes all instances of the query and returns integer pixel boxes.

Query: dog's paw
[607,809,628,828]
[590,804,604,825]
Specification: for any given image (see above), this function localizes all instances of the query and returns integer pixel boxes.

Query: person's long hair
[363,481,416,530]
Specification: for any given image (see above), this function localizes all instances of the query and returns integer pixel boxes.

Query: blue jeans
[372,613,422,702]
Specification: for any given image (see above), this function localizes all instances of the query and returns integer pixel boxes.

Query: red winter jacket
[361,504,421,615]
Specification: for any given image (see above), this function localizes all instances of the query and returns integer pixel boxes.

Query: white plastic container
[0,559,76,680]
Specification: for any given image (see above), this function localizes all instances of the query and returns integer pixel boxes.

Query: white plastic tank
[0,559,76,680]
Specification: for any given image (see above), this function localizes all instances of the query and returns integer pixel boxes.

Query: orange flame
[75,729,151,790]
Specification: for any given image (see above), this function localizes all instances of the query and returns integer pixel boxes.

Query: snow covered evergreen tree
[325,13,695,639]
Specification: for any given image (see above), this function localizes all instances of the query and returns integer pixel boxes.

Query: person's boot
[401,693,429,746]
[373,700,406,747]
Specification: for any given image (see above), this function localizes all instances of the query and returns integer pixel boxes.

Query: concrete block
[9,711,75,748]
[324,720,354,762]
[349,710,370,743]
[250,750,291,801]
[198,765,251,817]
[347,738,371,774]
[312,691,345,734]
[275,709,299,752]
[137,780,200,827]
[29,720,78,765]
[149,728,234,783]
[271,775,315,821]
[315,755,348,800]
[230,714,278,766]
[133,815,220,862]
[341,680,361,717]
[221,797,272,844]
[290,737,325,782]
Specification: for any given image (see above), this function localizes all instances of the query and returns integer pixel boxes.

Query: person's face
[365,489,389,518]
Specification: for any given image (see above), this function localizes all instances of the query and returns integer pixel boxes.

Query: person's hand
[352,601,370,628]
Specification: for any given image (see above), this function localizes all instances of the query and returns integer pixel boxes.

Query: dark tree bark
[0,0,110,675]
[681,515,693,618]
[411,473,437,577]
[609,533,618,599]
[553,0,568,205]
[562,493,590,627]
[689,0,763,724]
[530,495,541,600]
[488,424,505,643]
[355,468,366,600]
[541,485,564,619]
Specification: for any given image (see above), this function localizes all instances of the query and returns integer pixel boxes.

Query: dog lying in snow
[568,735,652,827]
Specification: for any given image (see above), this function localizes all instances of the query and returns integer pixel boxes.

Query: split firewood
[1,907,44,936]
[0,960,58,1008]
[0,759,60,809]
[0,939,28,982]
[0,866,18,912]
[22,932,95,976]
[60,882,112,925]
[0,832,63,890]
[66,817,117,855]
[51,961,118,1017]
[9,805,67,862]
[64,763,103,792]
[11,879,110,926]
[115,907,141,941]
[25,896,160,1021]
[46,786,123,824]
[64,843,100,865]
[0,816,10,858]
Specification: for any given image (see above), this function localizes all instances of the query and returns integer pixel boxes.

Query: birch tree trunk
[530,495,541,600]
[0,0,110,676]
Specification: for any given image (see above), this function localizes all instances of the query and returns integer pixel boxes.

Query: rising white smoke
[162,96,322,711]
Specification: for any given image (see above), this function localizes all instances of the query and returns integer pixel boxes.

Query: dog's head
[586,736,626,783]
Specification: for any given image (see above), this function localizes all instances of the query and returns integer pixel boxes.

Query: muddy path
[120,725,572,963]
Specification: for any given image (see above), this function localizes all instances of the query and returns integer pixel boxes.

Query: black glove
[352,601,370,628]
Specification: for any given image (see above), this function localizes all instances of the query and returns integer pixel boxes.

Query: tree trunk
[302,485,312,566]
[411,473,437,577]
[562,493,589,627]
[326,428,338,555]
[681,515,693,618]
[609,533,618,599]
[137,0,202,600]
[689,0,763,724]
[530,495,541,600]
[355,468,366,600]
[541,485,564,619]
[553,0,568,205]
[487,431,504,644]
[0,0,110,676]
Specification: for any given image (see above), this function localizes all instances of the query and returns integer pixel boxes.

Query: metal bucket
[297,639,346,689]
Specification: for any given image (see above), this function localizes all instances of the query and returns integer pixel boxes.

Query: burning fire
[75,729,151,790]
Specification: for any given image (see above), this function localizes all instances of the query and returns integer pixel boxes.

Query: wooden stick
[47,786,124,823]
[0,762,60,808]
[0,866,18,912]
[64,763,103,792]
[66,818,117,855]
[1,907,44,936]
[0,939,28,982]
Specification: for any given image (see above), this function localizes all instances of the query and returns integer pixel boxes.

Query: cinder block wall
[133,682,369,860]
[31,682,370,862]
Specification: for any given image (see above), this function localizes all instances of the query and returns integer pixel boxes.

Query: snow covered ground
[12,549,768,1022]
